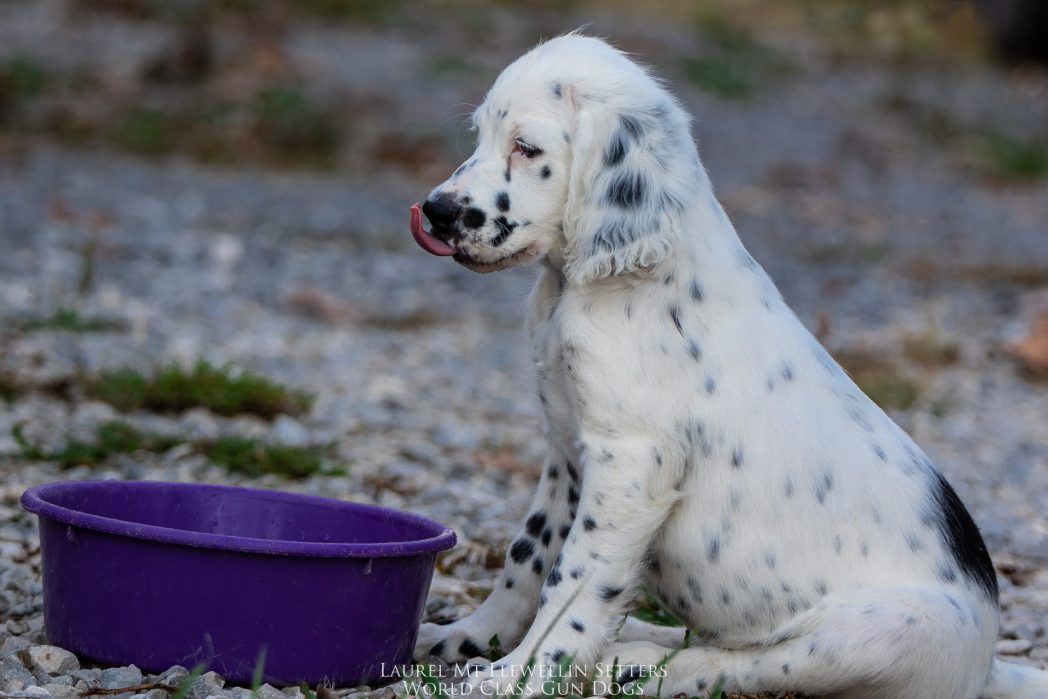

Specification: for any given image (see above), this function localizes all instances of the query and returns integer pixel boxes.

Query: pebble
[102,665,144,689]
[18,645,80,675]
[1,654,36,692]
[997,638,1034,656]
[44,683,80,699]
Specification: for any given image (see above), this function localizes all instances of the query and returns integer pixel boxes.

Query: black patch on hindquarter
[927,470,998,599]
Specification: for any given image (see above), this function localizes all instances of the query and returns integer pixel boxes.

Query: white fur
[413,34,1048,699]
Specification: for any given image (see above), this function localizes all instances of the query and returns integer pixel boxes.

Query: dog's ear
[562,95,692,285]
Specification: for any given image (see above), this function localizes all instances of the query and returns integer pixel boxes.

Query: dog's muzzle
[409,202,456,256]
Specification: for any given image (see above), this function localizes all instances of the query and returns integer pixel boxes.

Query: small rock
[256,683,285,699]
[18,645,80,675]
[997,638,1033,655]
[7,618,29,634]
[187,671,225,699]
[23,686,53,699]
[281,686,304,699]
[44,683,80,699]
[0,634,33,656]
[271,415,310,446]
[72,669,103,685]
[0,654,35,692]
[102,664,144,689]
[156,666,189,687]
[227,688,255,699]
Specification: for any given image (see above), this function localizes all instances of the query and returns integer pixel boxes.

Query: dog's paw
[413,621,498,663]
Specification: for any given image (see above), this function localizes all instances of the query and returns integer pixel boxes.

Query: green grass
[0,57,50,122]
[15,421,340,478]
[111,108,175,155]
[19,307,125,333]
[977,132,1048,182]
[681,13,787,100]
[204,436,327,478]
[630,588,683,627]
[0,373,25,403]
[84,360,313,419]
[13,421,183,468]
[251,86,343,167]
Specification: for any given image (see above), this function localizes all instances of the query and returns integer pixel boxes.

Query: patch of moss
[203,435,326,478]
[681,13,787,100]
[19,307,126,333]
[834,349,921,411]
[84,360,313,419]
[13,421,183,468]
[0,57,50,123]
[251,86,343,167]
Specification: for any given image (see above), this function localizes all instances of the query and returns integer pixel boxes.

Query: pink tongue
[409,202,456,256]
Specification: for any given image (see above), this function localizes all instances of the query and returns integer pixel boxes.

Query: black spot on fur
[873,444,887,461]
[526,512,547,537]
[462,208,486,229]
[707,537,721,563]
[547,464,559,479]
[928,471,997,598]
[495,192,510,212]
[559,524,571,539]
[569,566,584,579]
[600,585,624,601]
[568,486,580,506]
[550,649,566,663]
[505,577,514,589]
[540,165,551,179]
[690,279,704,302]
[570,619,585,632]
[583,516,597,531]
[566,461,580,482]
[687,339,701,360]
[429,640,446,657]
[541,528,552,546]
[552,82,562,98]
[510,538,534,564]
[547,566,562,587]
[604,133,628,167]
[459,638,484,658]
[532,557,544,575]
[669,304,685,337]
[705,377,716,394]
[731,448,743,468]
[814,470,834,504]
[605,171,646,208]
[504,166,511,182]
[620,114,643,140]
[491,216,517,247]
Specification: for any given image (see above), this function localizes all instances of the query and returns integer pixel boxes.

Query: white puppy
[409,34,1048,699]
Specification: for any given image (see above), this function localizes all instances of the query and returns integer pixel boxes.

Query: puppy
[408,34,1048,699]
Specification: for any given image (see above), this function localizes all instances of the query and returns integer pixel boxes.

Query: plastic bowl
[20,480,456,686]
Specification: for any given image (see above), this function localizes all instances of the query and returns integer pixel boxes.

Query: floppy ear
[562,97,690,285]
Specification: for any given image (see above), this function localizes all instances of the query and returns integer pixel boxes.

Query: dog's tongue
[409,203,456,256]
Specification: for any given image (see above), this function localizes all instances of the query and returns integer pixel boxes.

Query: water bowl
[21,480,456,686]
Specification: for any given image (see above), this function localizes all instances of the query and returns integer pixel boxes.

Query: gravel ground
[1,1,1047,697]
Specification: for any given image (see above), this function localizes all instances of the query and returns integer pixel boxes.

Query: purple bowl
[20,480,456,686]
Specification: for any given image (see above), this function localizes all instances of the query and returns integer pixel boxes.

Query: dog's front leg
[413,449,577,663]
[466,435,679,696]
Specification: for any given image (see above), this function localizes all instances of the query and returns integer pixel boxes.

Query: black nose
[422,195,462,238]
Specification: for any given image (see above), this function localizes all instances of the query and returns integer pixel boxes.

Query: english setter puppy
[408,34,1048,699]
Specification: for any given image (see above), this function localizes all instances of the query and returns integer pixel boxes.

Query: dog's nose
[422,195,462,238]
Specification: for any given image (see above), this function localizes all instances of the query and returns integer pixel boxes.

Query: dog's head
[415,34,703,284]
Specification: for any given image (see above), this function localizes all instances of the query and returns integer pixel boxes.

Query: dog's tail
[980,657,1048,698]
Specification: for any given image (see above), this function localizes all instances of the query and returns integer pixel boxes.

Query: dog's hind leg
[598,586,996,699]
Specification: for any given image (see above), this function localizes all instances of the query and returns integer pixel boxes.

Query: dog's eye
[513,138,543,158]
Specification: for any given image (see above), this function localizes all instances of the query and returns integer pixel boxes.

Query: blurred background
[1,0,1048,678]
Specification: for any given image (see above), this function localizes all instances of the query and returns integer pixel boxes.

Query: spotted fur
[412,34,1047,699]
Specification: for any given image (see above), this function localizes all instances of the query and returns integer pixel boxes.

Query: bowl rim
[21,480,456,558]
